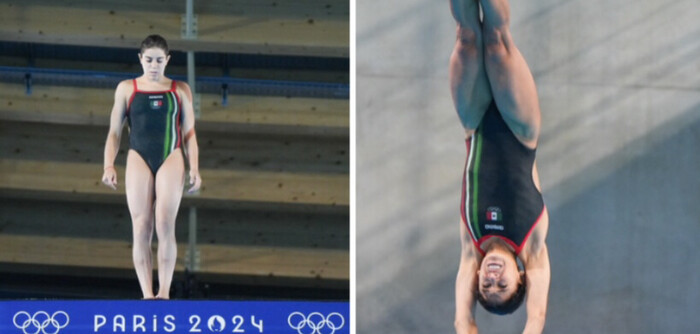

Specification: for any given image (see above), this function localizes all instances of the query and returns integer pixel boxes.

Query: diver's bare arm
[101,81,128,190]
[522,243,550,334]
[103,81,128,168]
[455,221,480,334]
[178,82,201,193]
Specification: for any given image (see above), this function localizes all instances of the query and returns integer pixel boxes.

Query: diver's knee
[454,25,480,58]
[483,26,513,64]
[132,216,153,240]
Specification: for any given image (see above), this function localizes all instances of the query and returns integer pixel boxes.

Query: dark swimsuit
[460,101,545,256]
[127,79,183,175]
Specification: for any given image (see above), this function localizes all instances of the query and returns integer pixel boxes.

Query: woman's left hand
[187,169,202,193]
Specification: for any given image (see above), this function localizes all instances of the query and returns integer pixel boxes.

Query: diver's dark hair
[140,35,169,55]
[476,277,527,315]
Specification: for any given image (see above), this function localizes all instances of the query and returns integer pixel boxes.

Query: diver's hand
[101,166,118,190]
[187,169,202,193]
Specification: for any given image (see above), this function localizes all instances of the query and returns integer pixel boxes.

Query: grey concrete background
[357,0,700,333]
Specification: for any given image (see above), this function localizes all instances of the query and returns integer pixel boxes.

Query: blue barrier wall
[1,301,349,334]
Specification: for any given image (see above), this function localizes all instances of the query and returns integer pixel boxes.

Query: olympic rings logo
[12,311,70,334]
[287,312,345,334]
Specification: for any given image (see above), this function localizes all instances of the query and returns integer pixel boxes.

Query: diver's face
[478,252,521,303]
[139,47,169,81]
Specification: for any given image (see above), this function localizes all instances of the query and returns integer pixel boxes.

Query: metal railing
[0,66,350,100]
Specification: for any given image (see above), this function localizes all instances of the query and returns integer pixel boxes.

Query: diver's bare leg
[449,0,492,136]
[153,149,185,299]
[125,150,156,299]
[480,0,541,148]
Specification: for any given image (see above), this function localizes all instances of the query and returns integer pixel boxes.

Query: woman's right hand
[101,166,118,190]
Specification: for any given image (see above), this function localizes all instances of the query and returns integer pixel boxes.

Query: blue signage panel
[0,301,349,334]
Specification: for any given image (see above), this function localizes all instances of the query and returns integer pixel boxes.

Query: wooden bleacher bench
[0,0,349,57]
[0,159,348,213]
[0,83,349,136]
[0,157,349,287]
[0,158,349,287]
[0,234,348,288]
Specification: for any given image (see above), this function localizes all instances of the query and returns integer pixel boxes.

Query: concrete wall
[357,0,700,332]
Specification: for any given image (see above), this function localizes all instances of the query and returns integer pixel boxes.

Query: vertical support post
[221,83,228,106]
[187,51,200,118]
[186,206,200,271]
[185,0,194,36]
[24,73,32,96]
[183,0,200,118]
[183,0,200,272]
